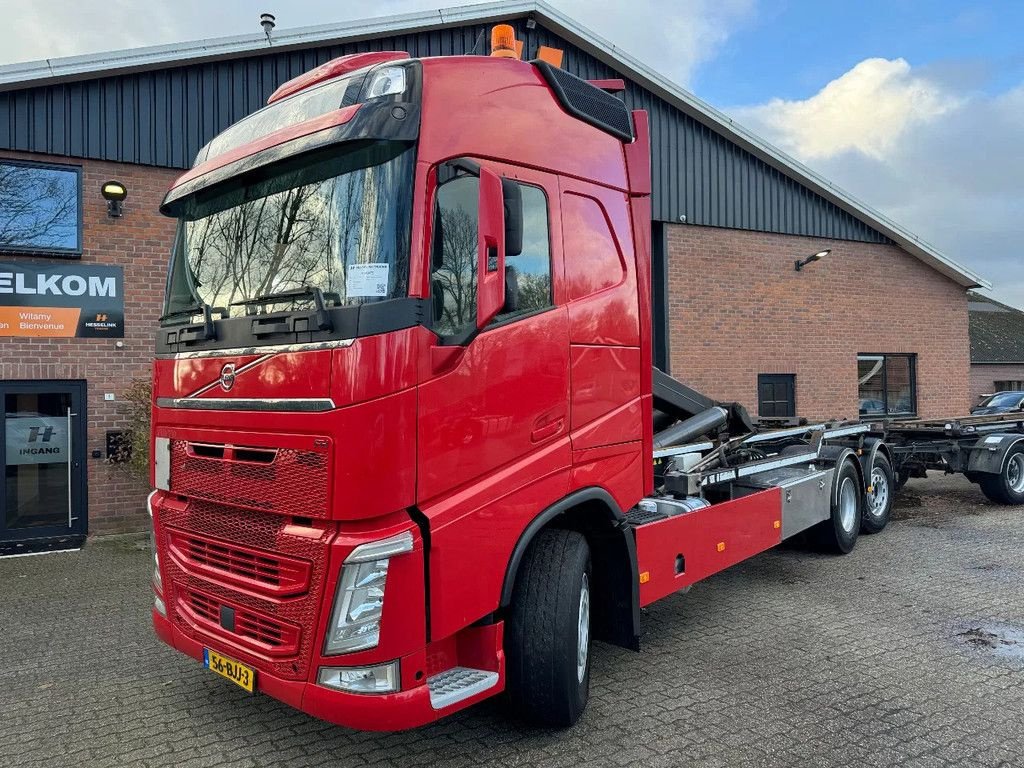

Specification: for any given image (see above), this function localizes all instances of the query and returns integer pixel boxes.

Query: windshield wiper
[159,302,228,340]
[231,286,335,331]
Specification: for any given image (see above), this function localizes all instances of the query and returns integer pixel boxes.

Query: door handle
[67,408,78,526]
[531,418,564,443]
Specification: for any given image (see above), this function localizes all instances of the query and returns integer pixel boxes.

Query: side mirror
[476,166,506,330]
[502,178,523,257]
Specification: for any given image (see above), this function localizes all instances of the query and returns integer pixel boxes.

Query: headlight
[317,662,399,694]
[324,531,413,655]
[147,491,162,593]
[363,66,406,99]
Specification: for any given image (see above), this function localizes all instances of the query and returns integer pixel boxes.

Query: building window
[994,380,1024,392]
[0,160,82,256]
[758,374,796,418]
[858,354,917,417]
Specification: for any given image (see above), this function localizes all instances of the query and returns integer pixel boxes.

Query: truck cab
[150,46,653,730]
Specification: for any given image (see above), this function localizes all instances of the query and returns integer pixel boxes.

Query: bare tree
[514,272,551,313]
[0,164,78,249]
[432,207,478,332]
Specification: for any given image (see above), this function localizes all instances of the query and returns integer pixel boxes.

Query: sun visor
[160,101,420,218]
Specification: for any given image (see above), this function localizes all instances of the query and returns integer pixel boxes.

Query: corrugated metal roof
[0,0,988,288]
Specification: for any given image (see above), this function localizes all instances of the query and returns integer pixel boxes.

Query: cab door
[415,161,570,637]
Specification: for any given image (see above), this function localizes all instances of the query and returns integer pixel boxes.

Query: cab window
[431,175,479,338]
[497,183,552,322]
[431,176,553,338]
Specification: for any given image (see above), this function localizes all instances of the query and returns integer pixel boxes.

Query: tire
[979,447,1024,505]
[812,459,862,554]
[862,454,894,534]
[505,529,592,727]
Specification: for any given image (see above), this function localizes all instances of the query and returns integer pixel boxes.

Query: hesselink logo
[84,312,119,331]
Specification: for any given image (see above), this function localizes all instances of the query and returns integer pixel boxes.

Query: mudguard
[857,438,892,483]
[967,434,1024,475]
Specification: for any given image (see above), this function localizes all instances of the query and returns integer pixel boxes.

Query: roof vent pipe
[260,13,276,44]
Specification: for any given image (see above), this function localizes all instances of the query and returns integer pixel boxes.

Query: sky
[2,0,1023,307]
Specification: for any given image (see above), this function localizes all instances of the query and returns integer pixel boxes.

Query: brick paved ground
[2,474,1023,768]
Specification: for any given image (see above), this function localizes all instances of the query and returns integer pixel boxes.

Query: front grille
[167,528,312,598]
[182,588,301,656]
[168,439,330,518]
[159,500,331,680]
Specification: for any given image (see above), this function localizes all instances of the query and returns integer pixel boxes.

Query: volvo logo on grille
[220,363,237,392]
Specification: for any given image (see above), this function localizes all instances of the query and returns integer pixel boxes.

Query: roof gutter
[0,1,537,92]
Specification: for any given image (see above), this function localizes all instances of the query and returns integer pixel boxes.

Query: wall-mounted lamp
[101,180,128,218]
[794,249,831,272]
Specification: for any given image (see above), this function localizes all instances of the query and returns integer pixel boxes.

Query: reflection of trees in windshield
[179,148,412,313]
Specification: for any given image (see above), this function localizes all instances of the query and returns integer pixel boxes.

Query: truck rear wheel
[862,454,894,534]
[505,528,592,727]
[979,447,1024,505]
[812,459,862,554]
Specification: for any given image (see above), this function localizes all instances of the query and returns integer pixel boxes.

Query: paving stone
[1,474,1023,767]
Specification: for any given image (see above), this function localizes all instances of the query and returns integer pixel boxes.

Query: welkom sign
[0,263,125,337]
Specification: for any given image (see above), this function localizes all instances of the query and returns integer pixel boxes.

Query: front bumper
[154,609,454,731]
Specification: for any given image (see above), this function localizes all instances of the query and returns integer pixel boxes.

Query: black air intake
[534,61,634,142]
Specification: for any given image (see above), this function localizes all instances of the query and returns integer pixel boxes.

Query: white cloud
[732,58,960,160]
[557,0,754,86]
[729,60,1024,308]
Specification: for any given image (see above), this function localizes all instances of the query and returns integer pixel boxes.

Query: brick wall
[665,223,972,421]
[0,150,179,535]
[970,364,1024,404]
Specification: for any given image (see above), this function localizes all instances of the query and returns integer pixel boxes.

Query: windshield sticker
[347,264,390,298]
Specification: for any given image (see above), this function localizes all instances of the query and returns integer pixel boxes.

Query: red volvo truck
[148,31,1024,731]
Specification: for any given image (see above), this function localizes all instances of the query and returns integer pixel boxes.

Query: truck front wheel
[979,447,1024,505]
[505,528,592,727]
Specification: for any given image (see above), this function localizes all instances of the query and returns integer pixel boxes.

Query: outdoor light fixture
[794,249,831,272]
[101,180,128,218]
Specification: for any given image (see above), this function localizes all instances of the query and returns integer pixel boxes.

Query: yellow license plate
[204,649,256,693]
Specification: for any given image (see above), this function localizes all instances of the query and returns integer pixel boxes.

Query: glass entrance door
[1,381,86,554]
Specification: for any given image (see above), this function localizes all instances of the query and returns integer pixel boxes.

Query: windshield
[163,141,415,321]
[983,392,1024,408]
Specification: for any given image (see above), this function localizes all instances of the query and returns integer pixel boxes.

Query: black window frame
[994,380,1024,393]
[0,159,84,258]
[757,373,797,419]
[857,353,918,419]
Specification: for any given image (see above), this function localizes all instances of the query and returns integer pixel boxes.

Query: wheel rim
[839,476,858,532]
[869,467,889,518]
[1008,454,1024,493]
[577,573,590,683]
